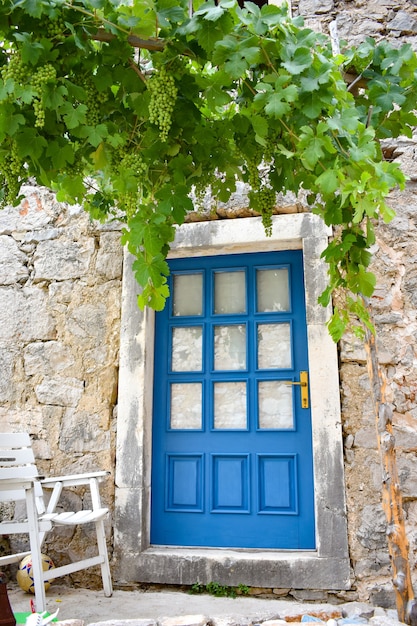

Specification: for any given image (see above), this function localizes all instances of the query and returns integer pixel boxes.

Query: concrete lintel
[170,214,331,258]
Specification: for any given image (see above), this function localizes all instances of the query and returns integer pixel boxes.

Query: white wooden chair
[0,432,113,613]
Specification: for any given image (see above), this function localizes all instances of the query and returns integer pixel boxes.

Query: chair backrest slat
[0,433,43,506]
[0,448,36,465]
[1,433,31,447]
[0,465,39,480]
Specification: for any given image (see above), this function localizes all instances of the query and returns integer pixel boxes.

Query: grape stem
[128,59,146,83]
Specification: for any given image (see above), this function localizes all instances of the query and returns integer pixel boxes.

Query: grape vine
[0,0,415,335]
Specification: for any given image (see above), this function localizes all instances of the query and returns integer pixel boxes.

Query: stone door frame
[114,213,350,590]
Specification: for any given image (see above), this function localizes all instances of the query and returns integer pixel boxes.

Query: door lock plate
[286,371,309,408]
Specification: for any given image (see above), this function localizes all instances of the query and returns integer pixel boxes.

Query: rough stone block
[257,621,288,626]
[88,619,157,626]
[298,0,334,15]
[388,11,417,33]
[96,232,123,280]
[59,410,111,452]
[24,341,74,376]
[357,505,388,551]
[0,347,15,402]
[0,286,56,342]
[341,602,375,619]
[34,238,95,281]
[210,618,252,626]
[35,377,84,407]
[159,616,209,626]
[0,187,55,234]
[369,617,404,626]
[66,302,107,343]
[0,236,28,284]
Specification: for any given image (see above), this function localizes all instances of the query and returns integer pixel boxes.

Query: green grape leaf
[60,102,87,130]
[16,0,45,17]
[14,34,44,65]
[251,115,268,139]
[0,107,25,139]
[264,93,290,117]
[194,3,225,21]
[349,265,376,296]
[138,281,170,311]
[54,174,87,203]
[78,124,109,148]
[316,168,339,195]
[327,308,348,343]
[46,141,75,169]
[133,253,170,288]
[282,47,313,75]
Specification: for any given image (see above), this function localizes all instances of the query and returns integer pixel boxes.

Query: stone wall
[339,164,417,605]
[1,0,417,608]
[291,0,417,609]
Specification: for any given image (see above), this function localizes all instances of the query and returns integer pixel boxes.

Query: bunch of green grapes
[249,185,276,236]
[115,150,148,218]
[43,16,67,41]
[83,79,109,126]
[119,191,140,219]
[264,132,279,164]
[119,152,147,177]
[31,64,56,128]
[31,64,56,90]
[148,67,177,142]
[258,186,276,236]
[1,142,25,208]
[1,52,29,88]
[240,143,264,190]
[65,152,84,177]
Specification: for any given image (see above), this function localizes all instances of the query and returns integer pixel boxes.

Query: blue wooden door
[151,250,315,549]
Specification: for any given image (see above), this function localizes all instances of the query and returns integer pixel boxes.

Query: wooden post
[363,301,415,624]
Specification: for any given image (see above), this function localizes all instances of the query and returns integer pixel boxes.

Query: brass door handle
[285,371,309,409]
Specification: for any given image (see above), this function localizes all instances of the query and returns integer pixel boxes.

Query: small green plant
[206,581,234,597]
[190,582,205,594]
[190,581,250,598]
[237,584,250,596]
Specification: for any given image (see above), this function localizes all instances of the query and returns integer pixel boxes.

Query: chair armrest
[41,471,110,515]
[40,471,110,488]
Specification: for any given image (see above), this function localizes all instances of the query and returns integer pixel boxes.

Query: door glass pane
[258,323,292,369]
[257,269,290,312]
[214,382,247,429]
[172,327,202,371]
[214,325,246,370]
[214,271,246,314]
[173,273,203,316]
[258,381,294,429]
[170,383,202,429]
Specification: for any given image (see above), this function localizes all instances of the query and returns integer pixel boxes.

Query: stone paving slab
[8,585,405,626]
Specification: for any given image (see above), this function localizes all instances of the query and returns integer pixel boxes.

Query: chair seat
[40,508,108,525]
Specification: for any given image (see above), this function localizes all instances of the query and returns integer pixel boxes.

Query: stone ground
[7,584,405,626]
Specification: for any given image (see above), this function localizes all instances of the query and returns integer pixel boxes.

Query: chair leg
[89,477,112,597]
[26,487,46,613]
[94,518,112,597]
